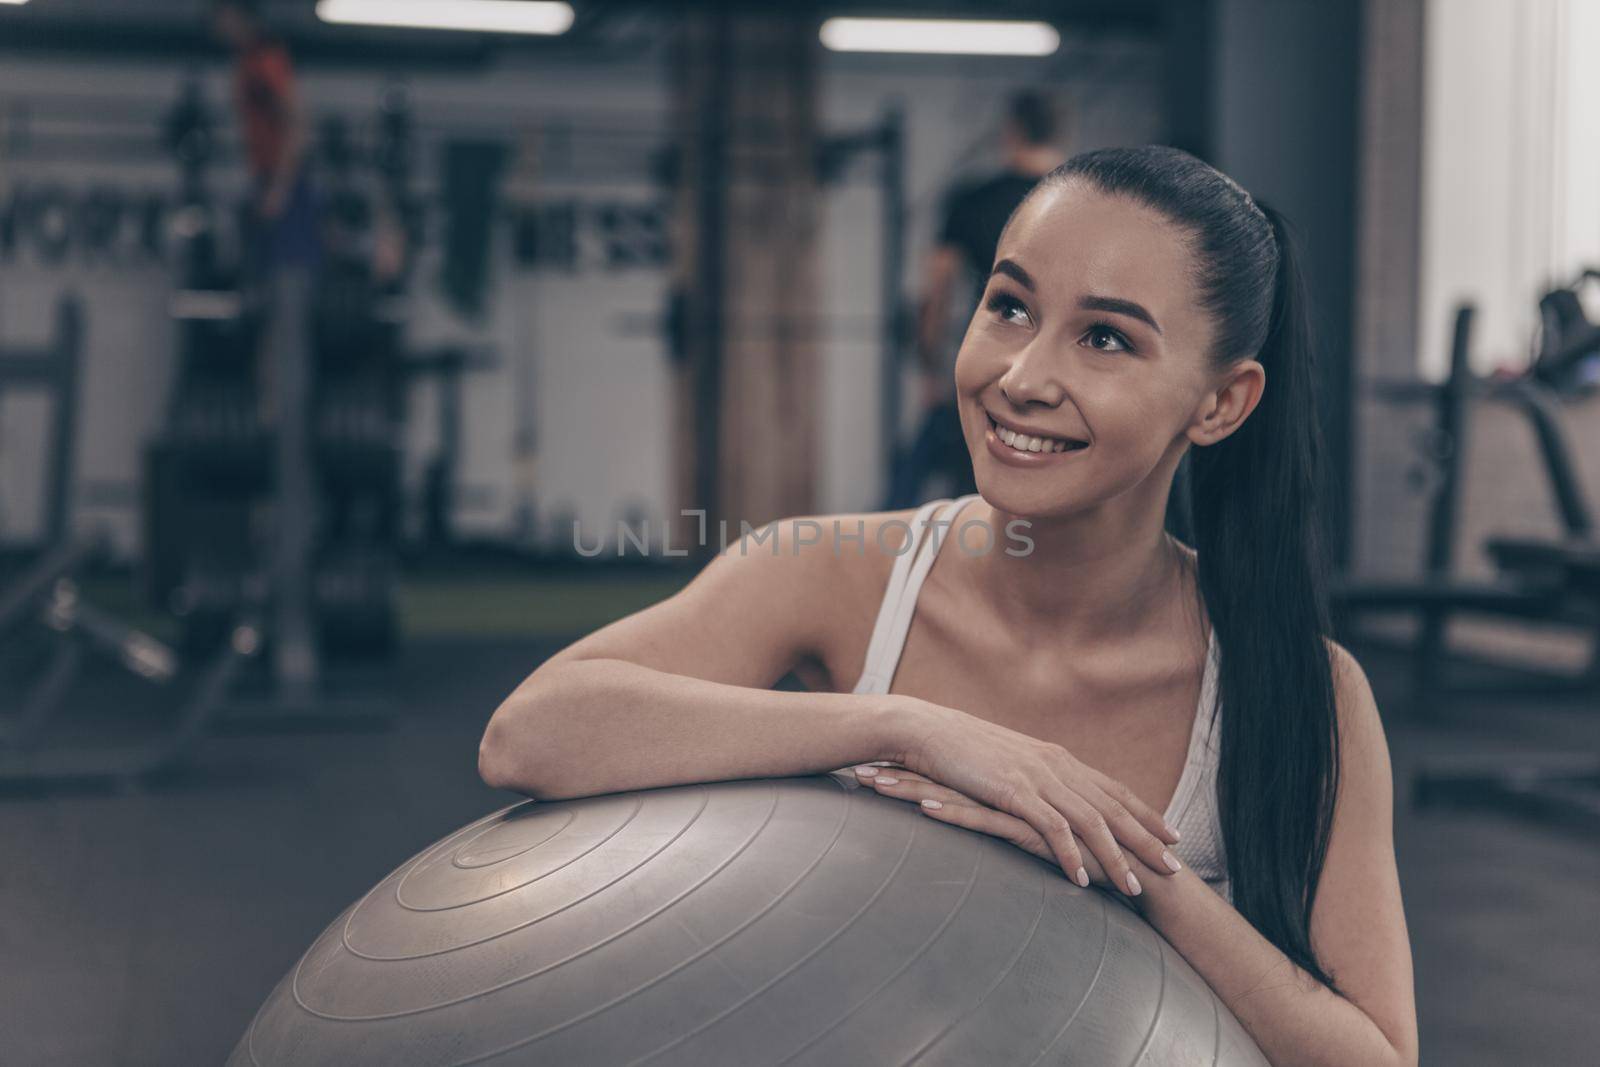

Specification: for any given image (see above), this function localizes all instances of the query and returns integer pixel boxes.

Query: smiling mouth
[986,413,1089,454]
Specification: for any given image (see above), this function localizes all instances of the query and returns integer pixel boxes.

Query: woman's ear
[1185,359,1264,447]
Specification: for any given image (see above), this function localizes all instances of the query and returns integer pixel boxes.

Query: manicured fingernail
[875,775,899,786]
[921,798,942,810]
[1162,850,1182,873]
[1074,867,1090,887]
[854,765,876,776]
[1125,872,1142,896]
[1167,827,1181,842]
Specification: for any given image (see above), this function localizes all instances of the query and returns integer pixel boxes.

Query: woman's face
[952,181,1251,520]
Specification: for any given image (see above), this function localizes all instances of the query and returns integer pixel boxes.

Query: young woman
[479,146,1418,1067]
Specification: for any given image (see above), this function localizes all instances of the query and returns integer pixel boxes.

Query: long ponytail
[1189,204,1341,990]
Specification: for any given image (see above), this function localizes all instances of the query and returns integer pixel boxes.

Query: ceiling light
[316,0,574,36]
[819,17,1059,57]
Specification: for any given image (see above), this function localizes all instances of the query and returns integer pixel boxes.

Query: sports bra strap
[854,497,964,694]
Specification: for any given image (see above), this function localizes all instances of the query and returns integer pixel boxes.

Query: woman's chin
[973,475,1069,516]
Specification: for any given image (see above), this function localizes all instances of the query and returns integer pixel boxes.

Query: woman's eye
[986,294,1032,327]
[1082,324,1130,353]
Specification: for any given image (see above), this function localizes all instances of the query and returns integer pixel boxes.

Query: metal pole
[1414,303,1474,711]
[690,11,730,558]
[45,295,81,548]
[879,106,906,504]
[268,267,319,704]
[1508,379,1594,538]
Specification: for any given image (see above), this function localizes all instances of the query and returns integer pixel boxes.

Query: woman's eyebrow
[989,258,1034,291]
[1080,294,1163,336]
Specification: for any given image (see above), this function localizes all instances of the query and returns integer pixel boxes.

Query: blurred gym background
[0,0,1595,1063]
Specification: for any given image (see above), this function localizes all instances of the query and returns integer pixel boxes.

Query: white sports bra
[850,494,1232,903]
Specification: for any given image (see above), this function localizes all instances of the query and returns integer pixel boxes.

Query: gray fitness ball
[230,774,1268,1066]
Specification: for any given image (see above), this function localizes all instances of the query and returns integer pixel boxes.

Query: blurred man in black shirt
[888,91,1066,507]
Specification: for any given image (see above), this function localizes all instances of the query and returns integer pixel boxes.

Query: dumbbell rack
[151,260,398,736]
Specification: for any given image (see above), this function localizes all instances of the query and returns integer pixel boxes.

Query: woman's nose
[997,339,1067,408]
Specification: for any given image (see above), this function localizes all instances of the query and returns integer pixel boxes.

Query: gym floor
[0,574,1594,1066]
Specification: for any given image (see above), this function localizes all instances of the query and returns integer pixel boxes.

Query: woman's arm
[480,656,919,800]
[1124,642,1418,1067]
[477,517,919,800]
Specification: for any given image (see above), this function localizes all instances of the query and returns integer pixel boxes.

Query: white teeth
[992,418,1080,454]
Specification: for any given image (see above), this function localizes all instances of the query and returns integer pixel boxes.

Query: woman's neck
[957,495,1191,650]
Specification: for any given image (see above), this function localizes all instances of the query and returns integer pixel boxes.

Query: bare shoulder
[1323,637,1393,781]
[715,506,923,688]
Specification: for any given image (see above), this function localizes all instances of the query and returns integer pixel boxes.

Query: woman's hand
[850,764,1114,886]
[892,701,1184,896]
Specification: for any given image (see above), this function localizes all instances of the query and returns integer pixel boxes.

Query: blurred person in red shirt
[211,0,320,273]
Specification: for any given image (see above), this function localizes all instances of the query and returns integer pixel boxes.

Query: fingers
[853,765,952,797]
[843,761,898,775]
[1034,754,1180,888]
[1041,785,1159,896]
[853,765,1171,895]
[869,772,1078,878]
[999,781,1130,895]
[917,795,1057,866]
[853,765,932,786]
[857,766,1082,876]
[1007,795,1091,888]
[1075,844,1109,885]
[1076,780,1184,878]
[927,800,1113,887]
[1087,768,1182,846]
[858,767,1117,888]
[857,766,1101,892]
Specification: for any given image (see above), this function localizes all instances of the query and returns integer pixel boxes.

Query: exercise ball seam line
[1027,890,1113,1066]
[449,807,576,870]
[1210,983,1222,1065]
[771,832,988,1067]
[290,786,733,1021]
[388,805,517,882]
[447,779,869,1067]
[384,799,638,921]
[1125,923,1172,1065]
[400,806,617,915]
[901,864,1051,1066]
[349,794,650,957]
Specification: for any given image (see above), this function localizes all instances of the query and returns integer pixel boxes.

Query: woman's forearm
[1135,867,1416,1067]
[478,657,917,800]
